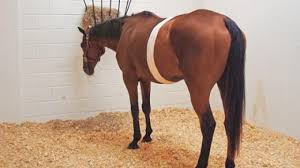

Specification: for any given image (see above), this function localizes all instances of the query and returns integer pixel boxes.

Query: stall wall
[0,0,20,122]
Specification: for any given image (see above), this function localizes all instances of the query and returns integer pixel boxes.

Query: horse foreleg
[123,73,141,149]
[140,81,153,143]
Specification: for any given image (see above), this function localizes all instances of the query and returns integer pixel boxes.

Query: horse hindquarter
[170,10,234,168]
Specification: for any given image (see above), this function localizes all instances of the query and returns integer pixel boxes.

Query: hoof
[127,142,139,149]
[142,136,152,143]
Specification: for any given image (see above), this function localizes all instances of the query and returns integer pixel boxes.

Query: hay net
[81,6,118,31]
[81,0,132,31]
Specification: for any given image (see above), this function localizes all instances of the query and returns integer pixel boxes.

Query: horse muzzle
[83,63,94,76]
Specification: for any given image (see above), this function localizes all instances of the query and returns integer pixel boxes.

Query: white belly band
[147,17,175,84]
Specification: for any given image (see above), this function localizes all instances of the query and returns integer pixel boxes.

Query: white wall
[17,0,199,121]
[201,0,300,139]
[0,0,21,122]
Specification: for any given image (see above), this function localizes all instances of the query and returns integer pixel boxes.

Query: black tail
[218,17,246,157]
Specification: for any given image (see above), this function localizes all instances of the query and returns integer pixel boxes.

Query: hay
[0,108,299,168]
[81,6,119,31]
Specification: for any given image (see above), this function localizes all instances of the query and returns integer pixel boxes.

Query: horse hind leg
[197,104,216,168]
[185,81,216,168]
[218,81,236,168]
[217,79,241,168]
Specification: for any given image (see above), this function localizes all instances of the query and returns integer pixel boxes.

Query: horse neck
[102,39,119,51]
[100,12,159,52]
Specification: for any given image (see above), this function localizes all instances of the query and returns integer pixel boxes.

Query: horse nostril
[83,64,89,73]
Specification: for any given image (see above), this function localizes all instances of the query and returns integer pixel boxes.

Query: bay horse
[78,9,246,168]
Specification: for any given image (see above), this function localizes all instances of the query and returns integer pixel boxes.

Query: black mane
[89,11,155,40]
[133,11,155,17]
[89,17,124,40]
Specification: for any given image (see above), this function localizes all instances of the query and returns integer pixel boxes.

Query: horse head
[78,27,106,75]
[78,0,132,75]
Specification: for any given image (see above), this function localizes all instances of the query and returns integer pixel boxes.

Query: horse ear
[78,27,86,35]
